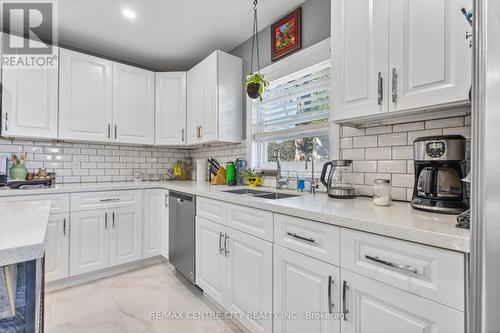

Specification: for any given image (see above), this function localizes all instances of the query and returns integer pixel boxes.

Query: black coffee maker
[411,135,469,214]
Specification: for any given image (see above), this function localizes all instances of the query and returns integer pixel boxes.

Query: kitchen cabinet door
[142,189,167,258]
[109,206,142,266]
[45,213,69,282]
[186,64,204,144]
[195,216,226,307]
[225,227,273,333]
[331,0,389,121]
[341,269,464,333]
[199,53,218,143]
[113,63,155,145]
[59,49,113,142]
[389,0,471,112]
[155,72,187,145]
[69,210,109,276]
[274,245,341,333]
[161,191,169,260]
[1,45,58,139]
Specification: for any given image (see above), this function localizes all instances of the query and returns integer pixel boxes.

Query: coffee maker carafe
[411,135,468,214]
[320,160,356,199]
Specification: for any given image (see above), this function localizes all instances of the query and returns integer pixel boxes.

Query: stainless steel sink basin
[223,189,298,200]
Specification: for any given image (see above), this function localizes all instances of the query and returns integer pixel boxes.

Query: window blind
[253,60,331,141]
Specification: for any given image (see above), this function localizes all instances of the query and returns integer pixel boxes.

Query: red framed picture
[271,7,302,62]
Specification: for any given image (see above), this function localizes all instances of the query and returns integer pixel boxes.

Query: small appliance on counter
[235,158,247,185]
[320,159,356,199]
[225,162,236,186]
[411,135,469,214]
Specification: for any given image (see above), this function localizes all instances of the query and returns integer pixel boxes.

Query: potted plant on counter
[241,168,263,187]
[246,72,269,102]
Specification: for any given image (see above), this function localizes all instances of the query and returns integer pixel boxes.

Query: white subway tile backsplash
[342,126,366,137]
[340,138,352,149]
[443,126,471,138]
[365,125,392,135]
[391,187,408,201]
[365,147,391,160]
[391,174,415,187]
[407,129,443,145]
[353,161,377,173]
[353,135,378,148]
[378,133,407,146]
[341,148,365,160]
[392,146,413,160]
[425,117,464,129]
[364,173,391,185]
[378,160,407,173]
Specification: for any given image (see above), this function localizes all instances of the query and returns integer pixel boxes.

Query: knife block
[211,167,226,185]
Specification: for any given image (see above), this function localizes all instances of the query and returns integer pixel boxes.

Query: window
[252,60,331,170]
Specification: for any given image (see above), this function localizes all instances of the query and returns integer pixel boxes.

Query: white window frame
[246,38,338,173]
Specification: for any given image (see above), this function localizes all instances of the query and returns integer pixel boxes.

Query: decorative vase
[246,83,261,100]
[10,164,27,180]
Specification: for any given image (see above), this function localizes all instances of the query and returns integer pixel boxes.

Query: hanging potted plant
[246,72,269,101]
[246,0,269,102]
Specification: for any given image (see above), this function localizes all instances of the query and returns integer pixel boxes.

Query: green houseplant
[240,168,263,187]
[246,72,269,102]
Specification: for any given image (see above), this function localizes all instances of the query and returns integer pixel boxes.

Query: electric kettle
[320,160,356,199]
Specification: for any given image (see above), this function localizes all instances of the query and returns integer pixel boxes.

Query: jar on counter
[373,179,392,206]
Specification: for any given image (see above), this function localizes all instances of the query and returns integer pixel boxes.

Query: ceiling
[20,0,305,71]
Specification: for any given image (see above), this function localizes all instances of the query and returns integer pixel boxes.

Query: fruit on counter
[173,160,183,177]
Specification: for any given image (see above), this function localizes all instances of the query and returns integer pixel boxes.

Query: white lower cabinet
[70,209,109,276]
[274,245,341,333]
[143,189,168,258]
[341,269,464,333]
[195,216,273,333]
[45,213,70,282]
[108,206,142,266]
[69,203,142,276]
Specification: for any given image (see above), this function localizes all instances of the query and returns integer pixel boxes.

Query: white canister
[196,159,206,182]
[373,179,392,206]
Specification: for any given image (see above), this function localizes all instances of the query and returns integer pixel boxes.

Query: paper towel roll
[196,159,206,182]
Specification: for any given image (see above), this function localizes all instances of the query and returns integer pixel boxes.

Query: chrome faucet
[305,153,319,194]
[273,151,289,190]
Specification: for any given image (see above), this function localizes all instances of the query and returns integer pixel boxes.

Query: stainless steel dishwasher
[168,191,196,285]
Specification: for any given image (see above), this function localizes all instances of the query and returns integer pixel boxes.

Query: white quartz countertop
[0,200,52,266]
[0,181,470,253]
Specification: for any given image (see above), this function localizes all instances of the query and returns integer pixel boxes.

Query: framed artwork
[271,7,302,62]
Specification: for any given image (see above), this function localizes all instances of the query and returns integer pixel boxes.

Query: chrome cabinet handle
[377,72,383,105]
[219,232,224,255]
[342,280,349,321]
[365,254,419,275]
[165,194,168,208]
[286,232,315,243]
[181,128,185,142]
[392,68,398,103]
[63,218,67,236]
[112,211,115,228]
[100,198,120,202]
[199,126,202,138]
[4,112,8,131]
[224,233,229,257]
[108,123,111,139]
[328,275,334,314]
[105,212,108,229]
[114,124,117,139]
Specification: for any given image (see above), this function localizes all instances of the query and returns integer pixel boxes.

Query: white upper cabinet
[59,49,113,142]
[155,72,187,145]
[332,0,472,123]
[113,63,155,145]
[331,0,389,121]
[1,44,59,139]
[389,0,472,112]
[187,50,242,145]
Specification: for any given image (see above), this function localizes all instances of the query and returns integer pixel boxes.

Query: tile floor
[45,263,241,333]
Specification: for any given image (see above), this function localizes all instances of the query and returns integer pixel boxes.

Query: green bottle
[226,162,236,186]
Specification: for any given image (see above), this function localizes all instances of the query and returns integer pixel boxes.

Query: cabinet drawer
[71,190,142,211]
[226,204,273,242]
[274,214,340,266]
[341,229,465,311]
[0,194,69,214]
[197,197,227,225]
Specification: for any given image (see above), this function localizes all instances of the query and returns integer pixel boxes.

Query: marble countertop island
[0,181,470,253]
[0,200,52,266]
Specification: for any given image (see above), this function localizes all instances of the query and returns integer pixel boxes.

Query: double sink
[224,188,298,200]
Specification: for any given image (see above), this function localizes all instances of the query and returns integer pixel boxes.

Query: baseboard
[45,256,166,292]
[202,294,249,333]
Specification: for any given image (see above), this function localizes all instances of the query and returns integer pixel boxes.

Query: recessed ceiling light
[122,8,137,20]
